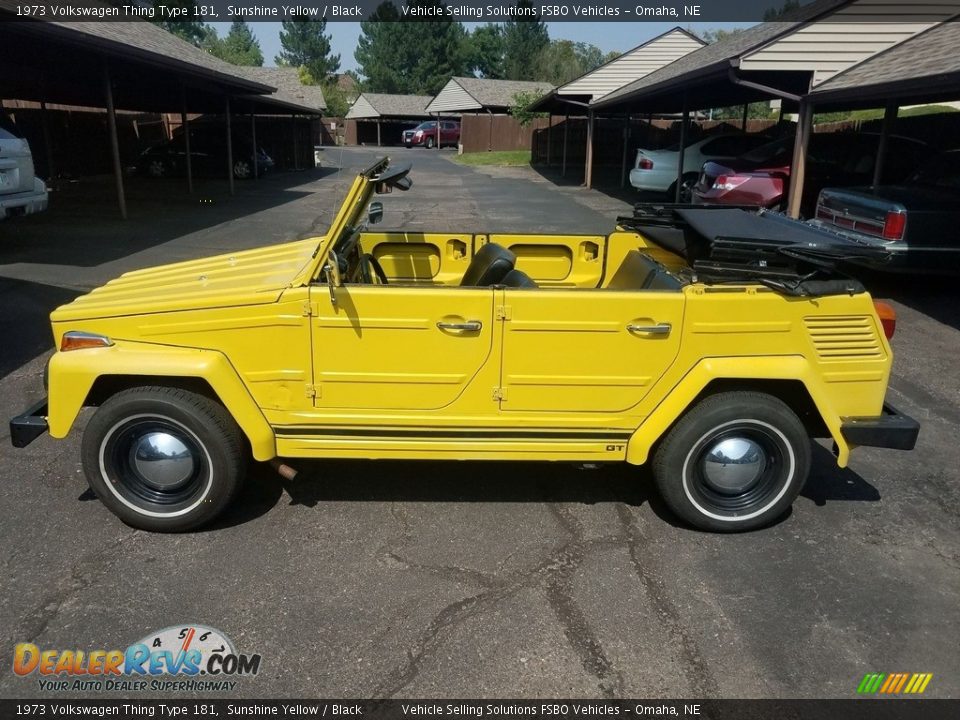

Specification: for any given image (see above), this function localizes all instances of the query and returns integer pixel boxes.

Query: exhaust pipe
[269,459,299,481]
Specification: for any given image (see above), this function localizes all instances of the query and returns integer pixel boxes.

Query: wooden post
[39,100,55,187]
[487,110,493,152]
[225,96,234,195]
[561,113,569,176]
[787,99,814,218]
[546,114,552,166]
[742,103,749,132]
[873,103,898,191]
[585,109,595,189]
[181,86,192,194]
[675,98,689,203]
[376,119,381,147]
[102,61,127,219]
[620,115,630,189]
[251,111,258,179]
[292,115,300,170]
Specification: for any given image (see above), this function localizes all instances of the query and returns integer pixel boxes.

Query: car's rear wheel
[146,159,167,178]
[81,387,245,532]
[652,391,810,532]
[233,159,253,180]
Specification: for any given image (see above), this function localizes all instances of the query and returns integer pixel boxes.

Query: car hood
[51,238,319,322]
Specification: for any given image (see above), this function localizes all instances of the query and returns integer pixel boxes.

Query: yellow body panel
[44,160,895,468]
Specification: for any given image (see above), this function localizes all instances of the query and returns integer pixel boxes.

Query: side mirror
[323,250,341,306]
[368,201,384,225]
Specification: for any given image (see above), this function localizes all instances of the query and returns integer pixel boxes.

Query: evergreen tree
[502,1,548,80]
[150,0,208,46]
[276,18,340,80]
[207,20,264,67]
[356,1,469,95]
[468,24,505,79]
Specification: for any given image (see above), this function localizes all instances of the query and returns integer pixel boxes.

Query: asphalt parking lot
[0,146,957,699]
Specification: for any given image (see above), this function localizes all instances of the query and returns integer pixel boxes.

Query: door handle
[437,320,482,332]
[627,322,672,335]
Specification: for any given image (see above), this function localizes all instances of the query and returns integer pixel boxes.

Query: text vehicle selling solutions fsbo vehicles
[10,159,919,533]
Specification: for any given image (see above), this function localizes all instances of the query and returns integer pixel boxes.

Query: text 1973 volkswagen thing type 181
[10,159,919,533]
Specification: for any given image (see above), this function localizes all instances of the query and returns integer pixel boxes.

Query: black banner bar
[1,700,959,720]
[4,0,960,24]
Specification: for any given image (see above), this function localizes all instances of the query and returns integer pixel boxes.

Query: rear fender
[47,341,275,460]
[625,356,849,466]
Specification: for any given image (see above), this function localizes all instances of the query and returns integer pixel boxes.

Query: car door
[310,283,497,411]
[498,289,684,413]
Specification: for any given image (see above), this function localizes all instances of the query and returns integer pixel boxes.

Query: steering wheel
[360,253,389,285]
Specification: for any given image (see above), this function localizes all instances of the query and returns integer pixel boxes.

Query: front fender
[625,356,850,467]
[47,341,276,461]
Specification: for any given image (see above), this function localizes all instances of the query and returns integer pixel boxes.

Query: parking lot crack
[615,504,719,696]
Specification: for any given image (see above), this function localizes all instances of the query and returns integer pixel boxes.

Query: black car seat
[460,243,516,286]
[501,269,538,288]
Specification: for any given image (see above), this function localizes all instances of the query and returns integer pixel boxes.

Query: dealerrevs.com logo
[13,624,261,692]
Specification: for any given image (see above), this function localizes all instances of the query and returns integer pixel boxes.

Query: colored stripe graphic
[857,672,933,694]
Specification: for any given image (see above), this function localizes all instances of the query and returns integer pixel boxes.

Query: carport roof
[810,21,960,108]
[591,0,850,113]
[530,28,706,113]
[346,93,433,119]
[0,12,273,94]
[426,77,554,113]
[235,67,327,114]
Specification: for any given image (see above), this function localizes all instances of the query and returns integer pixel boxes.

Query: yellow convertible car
[10,158,918,532]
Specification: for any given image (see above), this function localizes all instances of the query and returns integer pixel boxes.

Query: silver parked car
[0,114,48,220]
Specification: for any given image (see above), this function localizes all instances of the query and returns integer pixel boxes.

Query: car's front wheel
[652,391,810,532]
[146,159,167,178]
[81,387,245,532]
[425,136,435,149]
[233,159,253,179]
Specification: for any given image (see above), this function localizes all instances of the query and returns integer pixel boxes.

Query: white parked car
[629,132,771,197]
[0,114,48,220]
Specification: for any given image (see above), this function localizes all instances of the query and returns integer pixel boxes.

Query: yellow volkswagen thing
[10,159,919,532]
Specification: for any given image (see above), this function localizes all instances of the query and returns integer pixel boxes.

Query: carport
[427,77,553,153]
[0,17,320,219]
[345,93,432,147]
[808,21,960,189]
[589,0,960,214]
[529,27,705,183]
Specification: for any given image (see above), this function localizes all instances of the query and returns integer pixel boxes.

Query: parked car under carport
[0,112,48,220]
[135,125,274,180]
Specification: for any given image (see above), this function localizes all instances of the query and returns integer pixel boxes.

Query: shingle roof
[447,77,554,109]
[812,21,960,94]
[348,93,433,118]
[238,67,327,112]
[3,15,272,94]
[592,0,850,109]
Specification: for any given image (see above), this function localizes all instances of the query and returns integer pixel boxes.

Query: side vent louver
[804,316,883,361]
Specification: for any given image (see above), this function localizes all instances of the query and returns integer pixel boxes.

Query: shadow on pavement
[0,168,337,268]
[0,277,81,379]
[801,444,881,506]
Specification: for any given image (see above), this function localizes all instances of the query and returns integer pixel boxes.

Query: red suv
[403,121,460,149]
[692,133,931,218]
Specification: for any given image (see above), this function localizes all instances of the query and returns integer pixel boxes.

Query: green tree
[150,0,208,46]
[355,2,406,92]
[502,1,549,80]
[509,90,548,126]
[532,40,609,85]
[207,20,263,66]
[697,27,745,44]
[468,24,505,79]
[355,1,470,94]
[276,18,340,80]
[763,0,801,20]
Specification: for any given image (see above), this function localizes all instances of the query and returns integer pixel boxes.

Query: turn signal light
[874,302,896,340]
[60,331,114,352]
